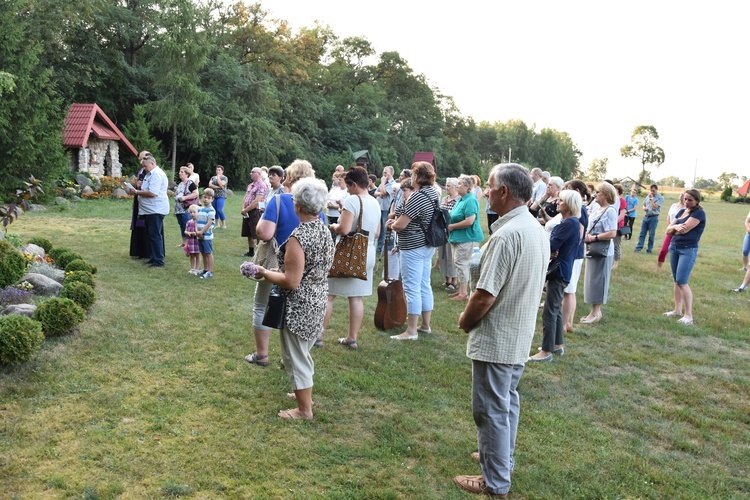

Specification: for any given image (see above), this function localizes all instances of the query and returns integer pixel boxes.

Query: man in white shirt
[129,153,170,267]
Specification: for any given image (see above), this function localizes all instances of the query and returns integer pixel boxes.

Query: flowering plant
[240,261,260,279]
[0,285,35,307]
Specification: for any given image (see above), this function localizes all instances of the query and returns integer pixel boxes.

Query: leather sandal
[244,353,269,367]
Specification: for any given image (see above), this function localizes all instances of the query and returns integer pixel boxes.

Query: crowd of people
[127,153,710,497]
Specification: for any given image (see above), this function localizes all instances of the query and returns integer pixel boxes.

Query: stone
[27,204,46,212]
[226,189,234,197]
[1,304,37,317]
[54,197,71,206]
[21,273,63,297]
[111,188,129,199]
[75,174,94,188]
[81,185,94,195]
[22,243,45,258]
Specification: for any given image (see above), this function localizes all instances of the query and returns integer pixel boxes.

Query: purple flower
[240,261,259,279]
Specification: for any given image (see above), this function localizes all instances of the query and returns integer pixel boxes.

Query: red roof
[412,152,437,172]
[63,103,138,157]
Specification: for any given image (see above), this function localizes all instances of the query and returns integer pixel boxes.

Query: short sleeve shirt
[399,186,438,250]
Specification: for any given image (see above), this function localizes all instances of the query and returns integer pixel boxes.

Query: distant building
[62,103,137,178]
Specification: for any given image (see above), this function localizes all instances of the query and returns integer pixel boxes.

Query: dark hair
[215,164,224,172]
[650,184,658,190]
[368,174,377,183]
[268,166,284,179]
[614,183,623,195]
[400,178,413,191]
[410,161,436,187]
[683,188,702,213]
[565,179,590,202]
[344,166,369,189]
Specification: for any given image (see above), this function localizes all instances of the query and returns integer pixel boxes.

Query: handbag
[181,182,199,209]
[618,225,631,236]
[254,195,281,269]
[328,195,369,280]
[261,284,286,329]
[585,207,614,258]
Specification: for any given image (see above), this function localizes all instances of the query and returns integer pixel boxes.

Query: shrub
[0,241,26,288]
[5,233,22,248]
[48,246,73,263]
[0,285,35,307]
[65,259,97,275]
[720,186,733,202]
[60,281,95,309]
[64,270,95,288]
[27,237,53,253]
[0,315,44,365]
[33,298,85,337]
[27,261,66,283]
[54,251,83,270]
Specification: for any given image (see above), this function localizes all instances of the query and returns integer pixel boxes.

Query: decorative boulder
[1,304,37,317]
[22,244,45,258]
[111,188,129,199]
[54,197,71,206]
[27,204,46,212]
[81,185,94,195]
[75,174,94,188]
[20,273,63,297]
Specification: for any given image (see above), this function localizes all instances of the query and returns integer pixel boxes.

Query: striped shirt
[398,186,438,250]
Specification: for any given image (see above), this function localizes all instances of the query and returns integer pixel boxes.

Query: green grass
[1,194,749,498]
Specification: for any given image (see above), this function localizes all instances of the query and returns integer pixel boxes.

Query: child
[196,188,216,279]
[184,205,201,274]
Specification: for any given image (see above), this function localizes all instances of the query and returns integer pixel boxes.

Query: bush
[27,237,53,253]
[33,298,85,337]
[0,315,44,365]
[65,259,97,275]
[60,281,95,310]
[48,246,73,263]
[54,251,83,270]
[0,241,26,288]
[5,233,22,248]
[720,186,733,202]
[64,270,95,288]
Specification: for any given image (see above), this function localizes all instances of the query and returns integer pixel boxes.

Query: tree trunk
[171,122,177,179]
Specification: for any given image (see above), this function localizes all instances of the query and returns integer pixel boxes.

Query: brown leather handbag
[328,196,369,280]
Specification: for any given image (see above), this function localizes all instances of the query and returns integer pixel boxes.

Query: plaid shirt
[242,180,267,210]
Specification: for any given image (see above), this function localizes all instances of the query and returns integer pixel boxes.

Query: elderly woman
[326,172,348,224]
[387,161,438,340]
[322,167,381,349]
[448,175,484,301]
[245,160,320,368]
[252,177,334,420]
[561,180,589,333]
[174,166,199,247]
[529,189,583,361]
[530,176,564,226]
[664,189,706,325]
[208,165,228,229]
[581,182,618,324]
[436,177,459,291]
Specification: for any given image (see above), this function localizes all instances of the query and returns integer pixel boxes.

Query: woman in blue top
[663,189,706,326]
[624,187,639,240]
[447,175,484,301]
[529,189,583,361]
[562,180,589,333]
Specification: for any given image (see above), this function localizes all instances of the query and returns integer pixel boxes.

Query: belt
[645,214,659,218]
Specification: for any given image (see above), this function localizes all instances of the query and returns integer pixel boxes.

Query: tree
[655,176,685,188]
[692,178,719,190]
[584,158,608,182]
[718,171,738,190]
[620,125,665,184]
[121,105,165,176]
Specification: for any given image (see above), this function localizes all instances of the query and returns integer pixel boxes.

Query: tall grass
[0,194,748,498]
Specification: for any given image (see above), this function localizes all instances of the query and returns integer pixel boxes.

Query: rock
[75,174,94,188]
[54,197,71,206]
[226,189,234,197]
[21,273,63,297]
[81,185,94,195]
[1,304,37,317]
[22,243,45,257]
[111,188,129,199]
[27,204,46,212]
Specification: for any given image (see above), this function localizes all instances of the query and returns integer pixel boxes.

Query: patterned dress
[278,219,335,341]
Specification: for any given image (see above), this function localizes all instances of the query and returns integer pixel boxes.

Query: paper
[123,181,135,192]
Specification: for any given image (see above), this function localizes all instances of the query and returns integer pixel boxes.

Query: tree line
[0,0,582,194]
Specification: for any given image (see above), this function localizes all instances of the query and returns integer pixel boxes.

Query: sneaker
[197,269,207,277]
[731,287,746,292]
[453,475,507,498]
[200,271,214,279]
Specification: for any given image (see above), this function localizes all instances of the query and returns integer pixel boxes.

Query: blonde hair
[202,188,215,198]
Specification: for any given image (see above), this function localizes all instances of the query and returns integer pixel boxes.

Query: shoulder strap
[355,195,364,232]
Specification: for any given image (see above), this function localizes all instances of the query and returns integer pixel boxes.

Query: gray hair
[548,176,564,190]
[445,177,459,188]
[558,189,582,218]
[458,174,474,190]
[489,163,533,203]
[292,177,328,215]
[541,171,551,180]
[530,167,543,177]
[384,165,394,175]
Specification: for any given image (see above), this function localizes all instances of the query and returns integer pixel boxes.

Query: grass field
[1,193,749,499]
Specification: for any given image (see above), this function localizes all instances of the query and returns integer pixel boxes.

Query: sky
[257,0,749,184]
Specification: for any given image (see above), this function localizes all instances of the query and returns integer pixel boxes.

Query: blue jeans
[176,212,190,238]
[212,197,226,221]
[376,210,388,254]
[670,246,698,285]
[743,233,750,257]
[399,246,435,315]
[142,213,165,265]
[636,215,659,252]
[472,361,525,496]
